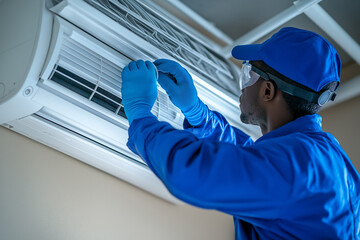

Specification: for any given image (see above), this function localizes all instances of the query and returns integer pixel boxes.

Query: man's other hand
[154,59,198,113]
[121,60,157,124]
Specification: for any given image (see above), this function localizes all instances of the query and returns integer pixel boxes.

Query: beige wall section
[0,127,234,240]
[321,95,360,171]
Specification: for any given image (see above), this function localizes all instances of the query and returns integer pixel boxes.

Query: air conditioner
[0,0,261,203]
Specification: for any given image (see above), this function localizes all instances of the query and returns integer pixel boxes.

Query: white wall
[0,127,234,240]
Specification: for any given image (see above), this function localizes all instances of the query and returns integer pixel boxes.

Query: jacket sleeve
[127,116,291,219]
[183,106,254,147]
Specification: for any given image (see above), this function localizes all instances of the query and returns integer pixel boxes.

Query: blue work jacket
[127,110,360,239]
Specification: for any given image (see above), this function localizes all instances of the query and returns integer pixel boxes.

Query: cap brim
[231,44,262,60]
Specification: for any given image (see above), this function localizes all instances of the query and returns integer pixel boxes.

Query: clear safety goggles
[238,61,337,106]
[239,61,261,91]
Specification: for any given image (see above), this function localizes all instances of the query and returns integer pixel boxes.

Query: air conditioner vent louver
[84,0,238,94]
[43,32,184,129]
[51,65,127,118]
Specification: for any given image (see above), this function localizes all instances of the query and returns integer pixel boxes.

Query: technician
[121,27,360,239]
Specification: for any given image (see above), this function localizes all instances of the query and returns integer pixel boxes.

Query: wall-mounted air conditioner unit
[0,0,260,203]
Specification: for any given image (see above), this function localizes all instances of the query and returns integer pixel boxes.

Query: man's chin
[240,113,249,124]
[240,113,257,126]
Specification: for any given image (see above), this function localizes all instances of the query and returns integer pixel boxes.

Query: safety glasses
[239,61,337,106]
[239,61,261,91]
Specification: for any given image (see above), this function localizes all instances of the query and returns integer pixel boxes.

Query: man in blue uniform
[121,27,360,239]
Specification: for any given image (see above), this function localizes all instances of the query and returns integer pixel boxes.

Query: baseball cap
[231,27,341,92]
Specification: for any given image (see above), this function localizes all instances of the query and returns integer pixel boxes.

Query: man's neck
[260,104,295,135]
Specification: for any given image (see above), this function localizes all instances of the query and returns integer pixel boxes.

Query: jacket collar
[256,114,323,143]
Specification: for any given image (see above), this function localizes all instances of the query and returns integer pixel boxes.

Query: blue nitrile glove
[154,59,207,126]
[121,60,158,125]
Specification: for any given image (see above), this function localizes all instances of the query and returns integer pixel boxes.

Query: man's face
[239,79,264,126]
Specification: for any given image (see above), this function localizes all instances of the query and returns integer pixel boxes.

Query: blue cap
[232,27,341,92]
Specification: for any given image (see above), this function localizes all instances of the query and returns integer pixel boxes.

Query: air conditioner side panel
[0,0,52,124]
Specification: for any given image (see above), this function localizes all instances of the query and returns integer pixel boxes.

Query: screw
[24,87,32,96]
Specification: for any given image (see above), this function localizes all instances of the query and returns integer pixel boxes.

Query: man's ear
[261,81,276,102]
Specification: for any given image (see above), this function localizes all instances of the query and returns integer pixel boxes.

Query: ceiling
[182,0,360,66]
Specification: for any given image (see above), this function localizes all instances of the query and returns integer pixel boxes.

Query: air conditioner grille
[84,0,238,94]
[51,65,127,118]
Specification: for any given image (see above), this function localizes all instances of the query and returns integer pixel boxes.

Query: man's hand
[154,59,207,126]
[154,59,198,113]
[121,60,157,124]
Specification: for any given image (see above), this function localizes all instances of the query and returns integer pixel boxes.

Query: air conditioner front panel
[0,0,52,124]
